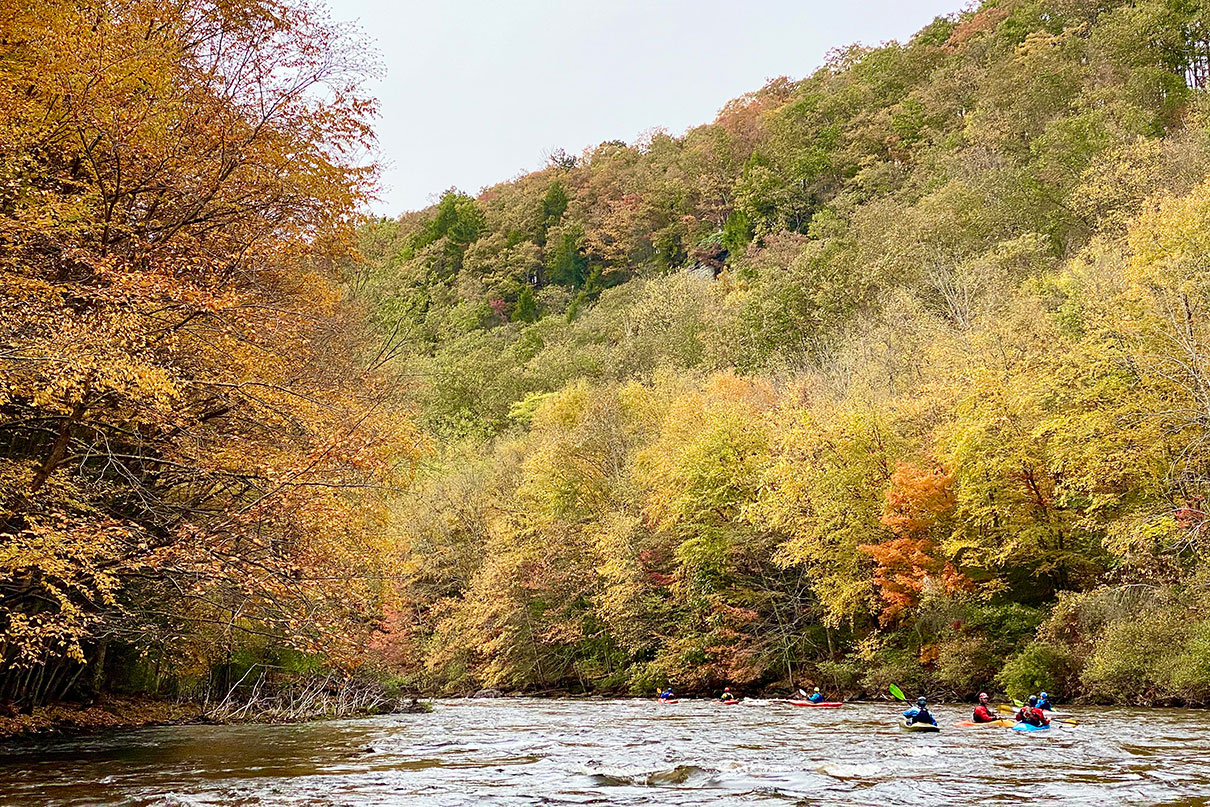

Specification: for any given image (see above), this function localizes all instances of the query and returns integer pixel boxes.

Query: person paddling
[719,687,736,702]
[903,696,938,727]
[659,688,675,701]
[972,692,996,723]
[1036,691,1054,711]
[807,687,824,704]
[1015,695,1050,727]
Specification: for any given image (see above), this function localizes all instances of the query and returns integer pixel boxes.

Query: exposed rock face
[472,688,503,699]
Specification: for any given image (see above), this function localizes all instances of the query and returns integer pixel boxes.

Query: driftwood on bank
[202,671,415,723]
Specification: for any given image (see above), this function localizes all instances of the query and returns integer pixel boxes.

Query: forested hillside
[7,0,1210,719]
[356,0,1210,703]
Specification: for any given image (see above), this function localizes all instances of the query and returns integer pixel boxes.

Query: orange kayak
[953,719,1014,727]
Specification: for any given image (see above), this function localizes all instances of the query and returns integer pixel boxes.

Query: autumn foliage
[11,0,1210,709]
[355,0,1210,703]
[0,0,413,708]
[860,464,970,624]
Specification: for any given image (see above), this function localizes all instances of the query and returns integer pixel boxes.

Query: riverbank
[427,685,1210,710]
[0,698,201,741]
[0,696,433,742]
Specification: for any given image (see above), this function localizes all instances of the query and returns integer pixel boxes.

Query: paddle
[889,684,907,702]
[999,697,1079,726]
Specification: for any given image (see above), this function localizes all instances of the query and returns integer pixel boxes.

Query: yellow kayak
[953,719,1015,728]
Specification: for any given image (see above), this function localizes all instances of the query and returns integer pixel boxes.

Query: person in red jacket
[972,692,997,723]
[1015,695,1050,727]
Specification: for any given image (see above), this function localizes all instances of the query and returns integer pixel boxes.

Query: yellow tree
[0,0,414,705]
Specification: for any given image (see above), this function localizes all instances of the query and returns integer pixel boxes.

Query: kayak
[901,718,940,732]
[657,698,678,704]
[1012,722,1052,732]
[999,704,1068,717]
[953,719,1015,728]
[784,699,844,707]
[713,699,741,705]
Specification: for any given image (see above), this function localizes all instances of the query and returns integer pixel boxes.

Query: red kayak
[657,698,678,704]
[784,699,844,707]
[712,699,741,705]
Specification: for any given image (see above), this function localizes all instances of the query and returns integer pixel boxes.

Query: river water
[1,698,1207,806]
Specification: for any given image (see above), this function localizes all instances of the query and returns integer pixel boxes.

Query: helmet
[724,687,731,692]
[1028,695,1038,706]
[1040,691,1048,699]
[813,687,820,692]
[978,692,989,701]
[917,696,928,707]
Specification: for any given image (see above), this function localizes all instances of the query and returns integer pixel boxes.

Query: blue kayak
[1012,722,1051,732]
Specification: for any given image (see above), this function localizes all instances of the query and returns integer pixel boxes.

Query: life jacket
[1016,706,1048,726]
[808,693,823,703]
[973,704,996,723]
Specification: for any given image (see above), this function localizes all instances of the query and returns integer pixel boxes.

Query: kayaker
[972,692,996,723]
[659,688,675,701]
[808,687,824,704]
[1036,691,1054,711]
[903,696,938,726]
[719,687,736,702]
[1015,695,1050,727]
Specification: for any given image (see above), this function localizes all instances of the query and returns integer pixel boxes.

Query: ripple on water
[819,762,884,779]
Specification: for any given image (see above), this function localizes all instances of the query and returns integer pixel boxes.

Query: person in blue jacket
[808,687,824,704]
[659,688,675,701]
[1036,691,1054,711]
[903,696,938,726]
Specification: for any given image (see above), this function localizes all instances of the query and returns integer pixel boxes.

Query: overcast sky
[325,0,962,215]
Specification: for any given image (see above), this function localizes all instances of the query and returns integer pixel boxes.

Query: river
[0,698,1207,806]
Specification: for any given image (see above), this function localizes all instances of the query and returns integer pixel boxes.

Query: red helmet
[978,692,989,701]
[724,687,731,692]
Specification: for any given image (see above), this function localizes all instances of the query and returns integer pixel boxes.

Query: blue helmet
[1040,691,1049,699]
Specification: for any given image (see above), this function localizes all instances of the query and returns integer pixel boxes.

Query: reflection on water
[1,699,1208,806]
